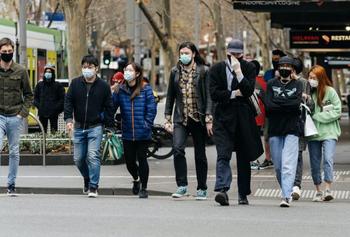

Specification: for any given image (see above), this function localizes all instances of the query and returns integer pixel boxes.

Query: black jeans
[173,118,208,190]
[213,120,251,196]
[39,115,58,133]
[123,140,149,189]
[294,150,303,188]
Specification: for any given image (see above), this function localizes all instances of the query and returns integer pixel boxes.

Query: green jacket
[0,62,33,118]
[309,86,341,141]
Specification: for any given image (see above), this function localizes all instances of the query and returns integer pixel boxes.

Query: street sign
[290,31,350,49]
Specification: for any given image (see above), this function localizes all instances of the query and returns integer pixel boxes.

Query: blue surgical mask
[44,72,52,80]
[179,54,192,65]
[124,71,134,81]
[82,68,95,79]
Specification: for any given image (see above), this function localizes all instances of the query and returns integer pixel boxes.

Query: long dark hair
[308,65,332,107]
[125,62,144,100]
[177,41,206,67]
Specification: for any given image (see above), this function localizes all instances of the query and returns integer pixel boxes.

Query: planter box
[0,153,125,166]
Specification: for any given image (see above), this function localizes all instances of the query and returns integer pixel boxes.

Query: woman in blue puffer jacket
[112,62,157,198]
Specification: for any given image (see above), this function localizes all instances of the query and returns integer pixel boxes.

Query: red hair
[308,65,332,107]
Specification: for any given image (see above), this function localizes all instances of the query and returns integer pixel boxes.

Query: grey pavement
[0,194,349,237]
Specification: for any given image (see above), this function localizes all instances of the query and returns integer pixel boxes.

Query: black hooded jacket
[34,73,65,117]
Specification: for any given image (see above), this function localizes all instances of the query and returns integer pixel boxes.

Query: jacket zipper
[83,88,89,130]
[131,99,135,141]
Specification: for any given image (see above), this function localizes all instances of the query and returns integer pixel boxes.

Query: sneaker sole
[291,192,300,201]
[323,195,334,201]
[7,193,17,197]
[280,203,290,208]
[215,194,229,206]
[172,193,189,198]
[195,196,208,201]
[88,193,98,198]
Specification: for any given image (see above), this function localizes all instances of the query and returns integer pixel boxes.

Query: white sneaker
[323,190,334,201]
[291,186,301,201]
[88,188,98,198]
[312,191,323,202]
[280,198,291,208]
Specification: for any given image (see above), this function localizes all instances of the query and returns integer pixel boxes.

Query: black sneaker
[238,194,249,205]
[88,187,98,198]
[83,178,90,194]
[260,159,273,168]
[215,191,229,206]
[132,180,140,195]
[7,184,17,197]
[139,189,149,199]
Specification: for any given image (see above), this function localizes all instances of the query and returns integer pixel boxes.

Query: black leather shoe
[215,192,229,206]
[238,194,249,205]
[132,180,140,195]
[139,189,149,199]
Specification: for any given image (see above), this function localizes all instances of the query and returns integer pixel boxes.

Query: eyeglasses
[82,65,95,70]
[0,50,13,54]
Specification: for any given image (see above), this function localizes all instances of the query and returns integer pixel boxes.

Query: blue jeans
[269,135,299,199]
[308,139,336,185]
[73,126,103,189]
[0,115,24,186]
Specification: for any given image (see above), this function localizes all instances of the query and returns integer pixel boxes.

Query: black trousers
[173,118,208,190]
[213,120,251,196]
[39,115,58,133]
[123,140,149,189]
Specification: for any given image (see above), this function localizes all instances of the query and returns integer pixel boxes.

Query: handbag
[300,103,318,137]
[102,132,124,161]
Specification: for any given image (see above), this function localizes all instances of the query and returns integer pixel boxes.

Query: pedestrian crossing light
[103,50,111,66]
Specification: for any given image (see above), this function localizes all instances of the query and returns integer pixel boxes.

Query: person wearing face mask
[265,56,303,207]
[263,49,286,82]
[33,64,65,133]
[0,37,33,196]
[112,63,156,199]
[209,39,263,206]
[290,57,314,201]
[64,55,114,198]
[164,41,213,200]
[307,65,341,202]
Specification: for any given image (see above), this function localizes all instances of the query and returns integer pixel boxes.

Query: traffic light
[103,50,111,65]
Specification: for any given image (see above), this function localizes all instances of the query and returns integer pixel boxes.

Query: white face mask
[309,79,319,88]
[82,68,95,79]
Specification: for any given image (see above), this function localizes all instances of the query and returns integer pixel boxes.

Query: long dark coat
[209,60,263,161]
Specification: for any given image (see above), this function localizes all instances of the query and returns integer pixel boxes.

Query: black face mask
[1,53,13,62]
[279,69,292,78]
[272,61,279,70]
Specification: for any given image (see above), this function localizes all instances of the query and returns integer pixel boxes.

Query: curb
[0,187,172,196]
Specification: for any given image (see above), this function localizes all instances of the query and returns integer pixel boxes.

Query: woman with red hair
[307,65,341,202]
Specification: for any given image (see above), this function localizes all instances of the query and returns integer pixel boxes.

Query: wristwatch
[205,115,213,123]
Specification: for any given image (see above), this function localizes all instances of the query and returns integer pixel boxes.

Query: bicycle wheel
[147,125,174,159]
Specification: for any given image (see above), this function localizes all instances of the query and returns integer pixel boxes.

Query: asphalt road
[0,194,349,237]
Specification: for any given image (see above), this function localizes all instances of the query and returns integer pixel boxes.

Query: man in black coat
[34,64,65,133]
[209,39,263,206]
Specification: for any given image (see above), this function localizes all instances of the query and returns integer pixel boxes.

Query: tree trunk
[62,0,91,80]
[213,1,225,61]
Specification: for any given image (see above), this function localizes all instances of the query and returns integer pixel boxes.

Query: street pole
[19,0,28,134]
[194,0,201,47]
[19,0,27,67]
[134,2,142,64]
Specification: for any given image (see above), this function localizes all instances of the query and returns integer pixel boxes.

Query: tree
[135,0,175,83]
[62,0,92,79]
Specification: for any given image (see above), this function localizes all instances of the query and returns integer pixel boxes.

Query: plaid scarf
[179,63,200,126]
